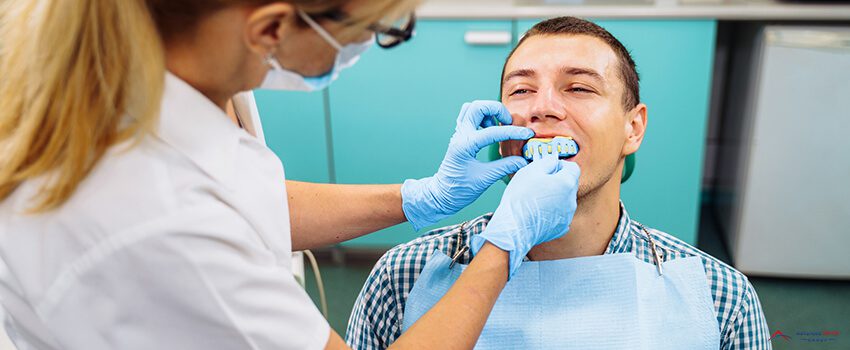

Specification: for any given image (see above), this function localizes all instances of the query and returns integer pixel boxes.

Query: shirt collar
[603,201,634,255]
[155,72,244,186]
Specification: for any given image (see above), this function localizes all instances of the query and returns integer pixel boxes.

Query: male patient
[346,17,769,349]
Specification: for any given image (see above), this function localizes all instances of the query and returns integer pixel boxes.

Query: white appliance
[715,24,850,279]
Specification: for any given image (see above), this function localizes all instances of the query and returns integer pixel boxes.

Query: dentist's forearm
[388,243,509,349]
[287,181,406,250]
[323,243,509,350]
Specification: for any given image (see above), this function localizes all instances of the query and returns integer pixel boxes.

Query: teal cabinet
[329,20,515,247]
[254,89,331,183]
[516,19,717,244]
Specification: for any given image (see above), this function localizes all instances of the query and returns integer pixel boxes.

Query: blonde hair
[0,0,419,212]
[0,0,164,212]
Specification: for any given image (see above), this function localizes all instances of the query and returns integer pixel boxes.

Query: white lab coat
[231,90,307,286]
[0,73,329,350]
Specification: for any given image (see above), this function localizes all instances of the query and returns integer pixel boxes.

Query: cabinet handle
[766,28,850,51]
[464,31,512,46]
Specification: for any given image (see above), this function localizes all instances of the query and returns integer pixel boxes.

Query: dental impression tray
[523,136,579,162]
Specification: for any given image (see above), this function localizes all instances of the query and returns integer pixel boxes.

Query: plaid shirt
[346,203,771,349]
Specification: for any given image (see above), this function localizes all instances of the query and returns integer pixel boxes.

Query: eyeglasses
[310,10,416,49]
[369,13,415,49]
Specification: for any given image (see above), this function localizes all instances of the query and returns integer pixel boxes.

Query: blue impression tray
[523,136,579,162]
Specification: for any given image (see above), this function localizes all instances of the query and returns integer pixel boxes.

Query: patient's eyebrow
[502,69,536,84]
[562,67,605,85]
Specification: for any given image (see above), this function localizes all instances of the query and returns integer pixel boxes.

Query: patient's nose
[529,89,566,123]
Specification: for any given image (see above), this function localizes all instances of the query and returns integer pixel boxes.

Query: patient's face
[500,34,633,198]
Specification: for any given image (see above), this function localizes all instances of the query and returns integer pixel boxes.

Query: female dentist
[0,0,580,349]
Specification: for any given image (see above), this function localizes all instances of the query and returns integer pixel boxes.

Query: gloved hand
[401,100,534,231]
[470,157,581,278]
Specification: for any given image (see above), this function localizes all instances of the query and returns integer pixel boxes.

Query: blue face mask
[260,10,373,92]
[302,74,334,91]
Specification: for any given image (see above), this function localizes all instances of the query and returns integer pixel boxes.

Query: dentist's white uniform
[0,74,329,349]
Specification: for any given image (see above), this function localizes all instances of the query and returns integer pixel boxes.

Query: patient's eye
[510,89,531,96]
[568,87,593,93]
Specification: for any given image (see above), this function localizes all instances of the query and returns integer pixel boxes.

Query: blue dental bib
[401,244,720,349]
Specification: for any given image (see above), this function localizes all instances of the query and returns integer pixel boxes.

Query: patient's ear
[622,103,647,156]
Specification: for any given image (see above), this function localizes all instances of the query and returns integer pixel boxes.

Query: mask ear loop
[297,9,344,51]
[264,52,284,70]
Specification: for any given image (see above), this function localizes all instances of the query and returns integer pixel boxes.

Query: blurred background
[3,0,848,349]
[253,0,850,348]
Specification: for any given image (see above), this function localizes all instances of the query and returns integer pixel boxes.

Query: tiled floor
[304,204,850,348]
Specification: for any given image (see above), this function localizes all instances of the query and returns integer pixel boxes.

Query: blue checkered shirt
[345,204,771,349]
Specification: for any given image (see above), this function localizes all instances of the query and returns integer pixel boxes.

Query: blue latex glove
[470,157,581,278]
[401,100,534,231]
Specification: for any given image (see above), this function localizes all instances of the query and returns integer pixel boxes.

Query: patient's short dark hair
[502,16,640,110]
